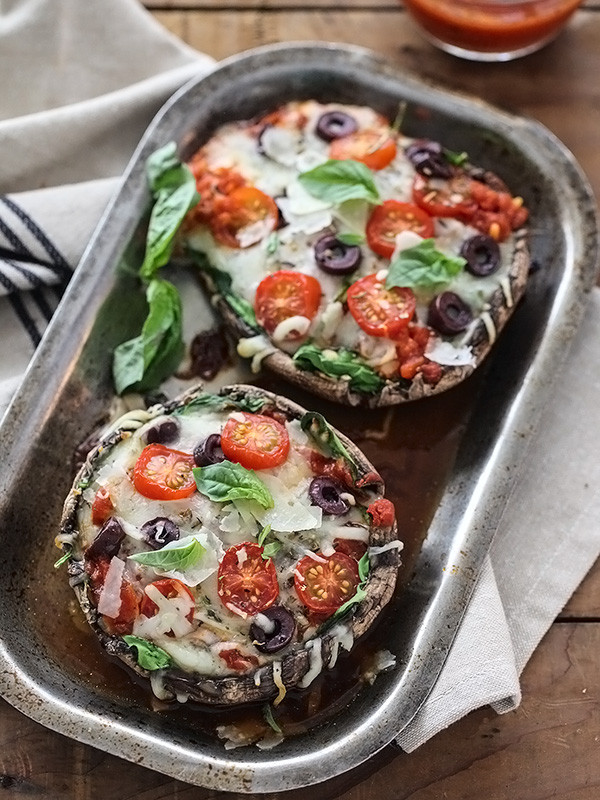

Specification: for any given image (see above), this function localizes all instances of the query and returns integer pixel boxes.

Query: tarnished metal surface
[0,43,597,792]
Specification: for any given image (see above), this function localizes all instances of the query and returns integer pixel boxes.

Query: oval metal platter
[0,43,597,793]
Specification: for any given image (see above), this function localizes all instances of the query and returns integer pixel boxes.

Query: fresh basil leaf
[386,238,465,291]
[53,550,71,569]
[300,411,358,479]
[123,635,173,671]
[130,537,206,571]
[140,142,199,281]
[193,461,274,509]
[336,232,365,246]
[112,278,184,395]
[257,524,272,547]
[263,703,282,734]
[262,541,282,560]
[444,148,468,166]
[298,159,380,205]
[293,343,385,395]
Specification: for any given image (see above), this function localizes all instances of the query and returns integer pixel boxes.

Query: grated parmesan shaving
[272,661,287,706]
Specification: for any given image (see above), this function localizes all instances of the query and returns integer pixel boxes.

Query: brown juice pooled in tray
[36,373,476,743]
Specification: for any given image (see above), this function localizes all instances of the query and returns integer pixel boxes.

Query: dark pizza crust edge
[59,384,400,706]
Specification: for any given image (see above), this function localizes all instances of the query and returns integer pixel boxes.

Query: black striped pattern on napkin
[0,195,72,346]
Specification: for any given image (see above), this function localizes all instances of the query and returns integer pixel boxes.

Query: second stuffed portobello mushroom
[58,385,401,707]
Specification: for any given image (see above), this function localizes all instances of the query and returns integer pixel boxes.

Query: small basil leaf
[193,461,274,509]
[293,343,385,395]
[444,148,468,166]
[262,541,281,560]
[298,159,380,205]
[129,537,206,571]
[386,238,465,290]
[300,411,359,479]
[112,278,184,395]
[336,232,365,246]
[140,142,199,281]
[122,635,173,671]
[257,524,272,547]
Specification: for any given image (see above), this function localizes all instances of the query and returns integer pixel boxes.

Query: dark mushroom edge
[59,384,400,706]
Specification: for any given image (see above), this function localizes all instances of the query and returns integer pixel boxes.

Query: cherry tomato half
[140,578,195,623]
[210,186,278,249]
[334,538,368,561]
[294,552,360,616]
[132,444,196,501]
[218,647,259,672]
[255,270,322,337]
[366,200,435,259]
[91,486,114,527]
[86,557,139,635]
[330,129,397,171]
[218,543,279,617]
[221,412,290,470]
[366,498,396,528]
[412,172,477,219]
[347,274,416,338]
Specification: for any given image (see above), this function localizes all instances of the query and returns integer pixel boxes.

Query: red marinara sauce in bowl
[403,0,583,61]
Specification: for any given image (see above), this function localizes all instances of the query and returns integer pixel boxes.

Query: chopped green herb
[336,232,365,246]
[390,101,408,135]
[123,635,172,671]
[262,541,282,560]
[257,525,272,547]
[444,148,468,166]
[53,550,71,569]
[263,703,282,734]
[266,232,279,255]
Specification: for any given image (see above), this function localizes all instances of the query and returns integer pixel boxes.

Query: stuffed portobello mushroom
[172,100,530,408]
[58,386,401,706]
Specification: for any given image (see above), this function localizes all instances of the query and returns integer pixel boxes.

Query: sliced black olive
[250,606,296,653]
[193,433,225,467]
[145,418,180,445]
[315,111,358,142]
[460,234,501,277]
[141,517,180,550]
[314,234,362,276]
[428,292,473,336]
[405,139,453,179]
[309,476,351,516]
[85,517,125,561]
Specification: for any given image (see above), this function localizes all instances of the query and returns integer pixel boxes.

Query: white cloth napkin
[1,0,598,757]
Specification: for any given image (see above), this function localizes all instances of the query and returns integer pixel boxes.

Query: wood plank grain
[0,622,598,799]
[151,8,600,202]
[560,557,600,619]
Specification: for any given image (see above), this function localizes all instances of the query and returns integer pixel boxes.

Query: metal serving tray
[0,44,597,793]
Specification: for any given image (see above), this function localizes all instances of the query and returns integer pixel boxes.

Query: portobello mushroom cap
[59,385,400,706]
[197,168,530,409]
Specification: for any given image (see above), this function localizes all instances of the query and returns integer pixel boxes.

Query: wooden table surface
[2,2,600,799]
